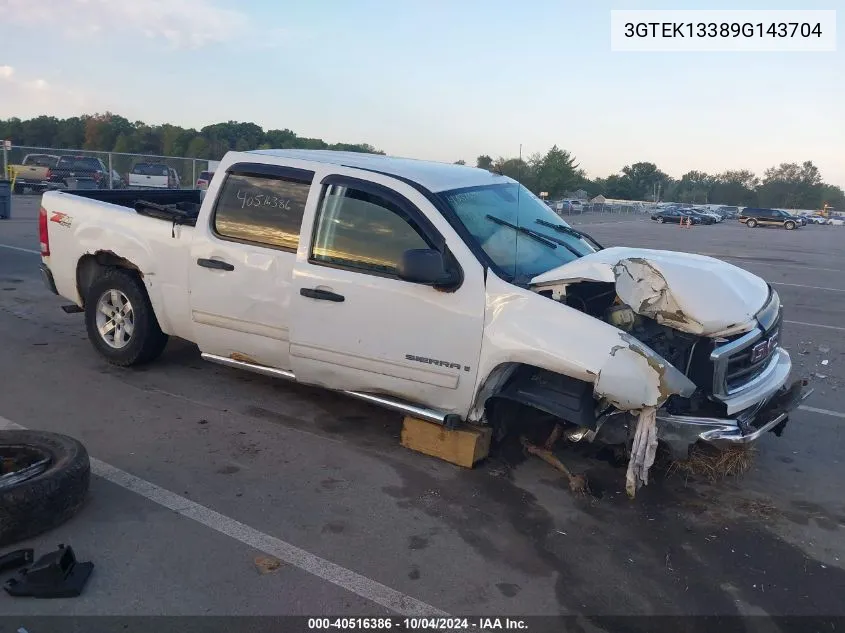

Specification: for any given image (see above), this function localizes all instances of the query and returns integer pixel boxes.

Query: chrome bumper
[656,379,813,458]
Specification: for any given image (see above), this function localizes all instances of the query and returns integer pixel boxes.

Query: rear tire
[746,218,758,228]
[0,431,90,547]
[657,217,664,224]
[84,267,168,366]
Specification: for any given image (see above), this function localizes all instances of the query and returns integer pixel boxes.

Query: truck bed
[65,188,203,227]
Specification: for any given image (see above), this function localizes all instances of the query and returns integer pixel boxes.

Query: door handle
[300,288,345,302]
[197,258,234,271]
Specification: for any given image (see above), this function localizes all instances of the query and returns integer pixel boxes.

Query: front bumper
[656,379,813,459]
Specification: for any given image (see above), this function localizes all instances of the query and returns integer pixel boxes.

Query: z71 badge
[49,212,73,228]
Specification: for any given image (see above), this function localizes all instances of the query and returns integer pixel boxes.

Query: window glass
[311,185,430,276]
[213,173,310,250]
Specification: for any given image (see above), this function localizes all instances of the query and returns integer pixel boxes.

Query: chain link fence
[3,145,215,194]
[549,198,658,218]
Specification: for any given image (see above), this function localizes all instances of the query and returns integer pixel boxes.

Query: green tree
[476,155,493,170]
[534,145,580,199]
[453,159,466,165]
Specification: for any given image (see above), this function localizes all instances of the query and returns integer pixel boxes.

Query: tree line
[467,150,844,211]
[1,113,840,210]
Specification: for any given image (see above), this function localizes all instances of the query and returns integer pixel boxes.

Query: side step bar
[200,353,455,426]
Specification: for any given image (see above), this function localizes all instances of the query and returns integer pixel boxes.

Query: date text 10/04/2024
[307,617,529,630]
[623,22,823,38]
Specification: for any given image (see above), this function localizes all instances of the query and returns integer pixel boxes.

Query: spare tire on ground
[0,431,90,547]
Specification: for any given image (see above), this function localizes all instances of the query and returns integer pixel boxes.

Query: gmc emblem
[750,331,779,364]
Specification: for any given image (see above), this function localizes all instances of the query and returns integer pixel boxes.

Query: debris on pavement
[521,429,589,495]
[668,444,757,482]
[0,548,34,573]
[254,555,283,575]
[3,544,94,598]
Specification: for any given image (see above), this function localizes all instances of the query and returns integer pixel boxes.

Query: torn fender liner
[594,338,695,410]
[626,407,658,498]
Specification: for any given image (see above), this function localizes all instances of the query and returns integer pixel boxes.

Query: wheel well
[475,363,597,429]
[76,252,143,306]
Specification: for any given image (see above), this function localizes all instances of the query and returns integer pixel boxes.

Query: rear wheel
[84,268,168,366]
[784,221,796,230]
[746,218,758,228]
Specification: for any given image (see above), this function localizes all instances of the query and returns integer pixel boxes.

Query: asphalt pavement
[1,197,843,622]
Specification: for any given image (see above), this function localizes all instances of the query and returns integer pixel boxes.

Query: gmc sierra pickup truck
[37,149,811,496]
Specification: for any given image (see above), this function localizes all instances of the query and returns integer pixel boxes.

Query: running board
[200,353,453,426]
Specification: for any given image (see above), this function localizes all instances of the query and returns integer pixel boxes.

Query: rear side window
[310,184,430,276]
[213,172,311,250]
[57,157,102,170]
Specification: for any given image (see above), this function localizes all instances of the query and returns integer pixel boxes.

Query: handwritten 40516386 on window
[214,173,310,250]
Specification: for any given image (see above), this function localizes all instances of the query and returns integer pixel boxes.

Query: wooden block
[400,416,492,468]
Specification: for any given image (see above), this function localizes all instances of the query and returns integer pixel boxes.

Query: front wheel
[746,218,758,228]
[657,217,665,224]
[84,268,169,366]
[784,221,796,230]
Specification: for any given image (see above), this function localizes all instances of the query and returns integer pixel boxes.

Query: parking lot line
[771,281,845,293]
[799,405,845,420]
[784,320,845,332]
[0,415,449,618]
[0,243,39,255]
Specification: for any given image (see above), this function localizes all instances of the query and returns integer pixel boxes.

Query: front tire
[746,218,758,228]
[84,268,168,366]
[657,217,665,224]
[784,221,796,230]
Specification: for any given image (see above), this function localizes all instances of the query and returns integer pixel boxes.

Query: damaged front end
[513,247,813,496]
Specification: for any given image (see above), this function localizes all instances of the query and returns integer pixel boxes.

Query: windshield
[439,182,598,284]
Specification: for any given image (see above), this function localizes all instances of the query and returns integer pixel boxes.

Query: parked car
[739,208,803,230]
[37,149,811,496]
[9,153,60,193]
[196,170,215,190]
[714,206,740,219]
[805,214,829,225]
[49,155,109,189]
[128,163,181,189]
[554,199,584,214]
[685,209,716,225]
[651,208,700,224]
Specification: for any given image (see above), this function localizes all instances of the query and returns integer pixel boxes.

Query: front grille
[710,290,782,398]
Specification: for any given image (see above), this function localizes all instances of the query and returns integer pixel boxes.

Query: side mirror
[397,248,456,286]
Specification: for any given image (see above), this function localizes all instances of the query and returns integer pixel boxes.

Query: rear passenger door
[189,162,315,370]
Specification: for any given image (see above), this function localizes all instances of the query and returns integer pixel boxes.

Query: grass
[668,442,757,482]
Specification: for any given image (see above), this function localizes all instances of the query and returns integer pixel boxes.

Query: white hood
[530,247,770,337]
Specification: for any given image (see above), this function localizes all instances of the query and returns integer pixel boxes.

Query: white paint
[785,320,845,333]
[531,246,769,336]
[0,243,39,255]
[799,405,845,420]
[0,415,448,617]
[771,282,845,293]
[698,254,844,274]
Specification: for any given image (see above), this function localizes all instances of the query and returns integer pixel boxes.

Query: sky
[0,0,842,187]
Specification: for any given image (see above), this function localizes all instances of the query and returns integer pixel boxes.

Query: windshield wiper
[535,219,605,251]
[485,215,558,249]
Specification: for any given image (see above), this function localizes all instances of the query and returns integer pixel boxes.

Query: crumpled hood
[530,247,770,337]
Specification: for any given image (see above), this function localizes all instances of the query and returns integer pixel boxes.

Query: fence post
[192,159,197,187]
[108,152,113,189]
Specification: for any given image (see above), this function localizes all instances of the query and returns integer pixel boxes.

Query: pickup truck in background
[49,155,111,190]
[9,153,60,193]
[128,162,181,189]
[195,170,215,190]
[37,149,812,497]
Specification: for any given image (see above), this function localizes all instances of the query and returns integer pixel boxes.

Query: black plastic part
[3,544,93,599]
[300,288,345,302]
[60,304,84,314]
[39,263,59,295]
[197,258,235,271]
[496,366,597,429]
[0,549,34,573]
[443,414,462,430]
[62,188,202,208]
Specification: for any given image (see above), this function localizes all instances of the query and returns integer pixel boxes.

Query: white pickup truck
[37,149,811,495]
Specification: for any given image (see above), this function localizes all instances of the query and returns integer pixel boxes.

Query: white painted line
[799,405,845,420]
[0,243,39,255]
[771,282,845,293]
[785,320,845,332]
[0,415,448,617]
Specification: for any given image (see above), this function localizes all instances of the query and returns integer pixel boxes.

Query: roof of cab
[246,149,512,193]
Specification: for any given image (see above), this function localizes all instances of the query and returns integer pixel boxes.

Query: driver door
[289,168,486,417]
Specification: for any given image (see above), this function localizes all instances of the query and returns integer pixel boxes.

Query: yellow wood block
[400,416,492,468]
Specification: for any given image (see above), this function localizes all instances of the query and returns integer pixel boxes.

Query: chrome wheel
[95,289,135,349]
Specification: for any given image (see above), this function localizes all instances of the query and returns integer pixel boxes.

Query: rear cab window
[211,165,313,251]
[132,164,169,176]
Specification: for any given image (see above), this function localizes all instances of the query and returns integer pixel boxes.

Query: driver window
[310,184,431,276]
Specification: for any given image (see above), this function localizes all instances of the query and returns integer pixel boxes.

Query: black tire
[657,217,664,224]
[84,267,169,367]
[784,221,796,230]
[746,218,758,228]
[0,431,90,547]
